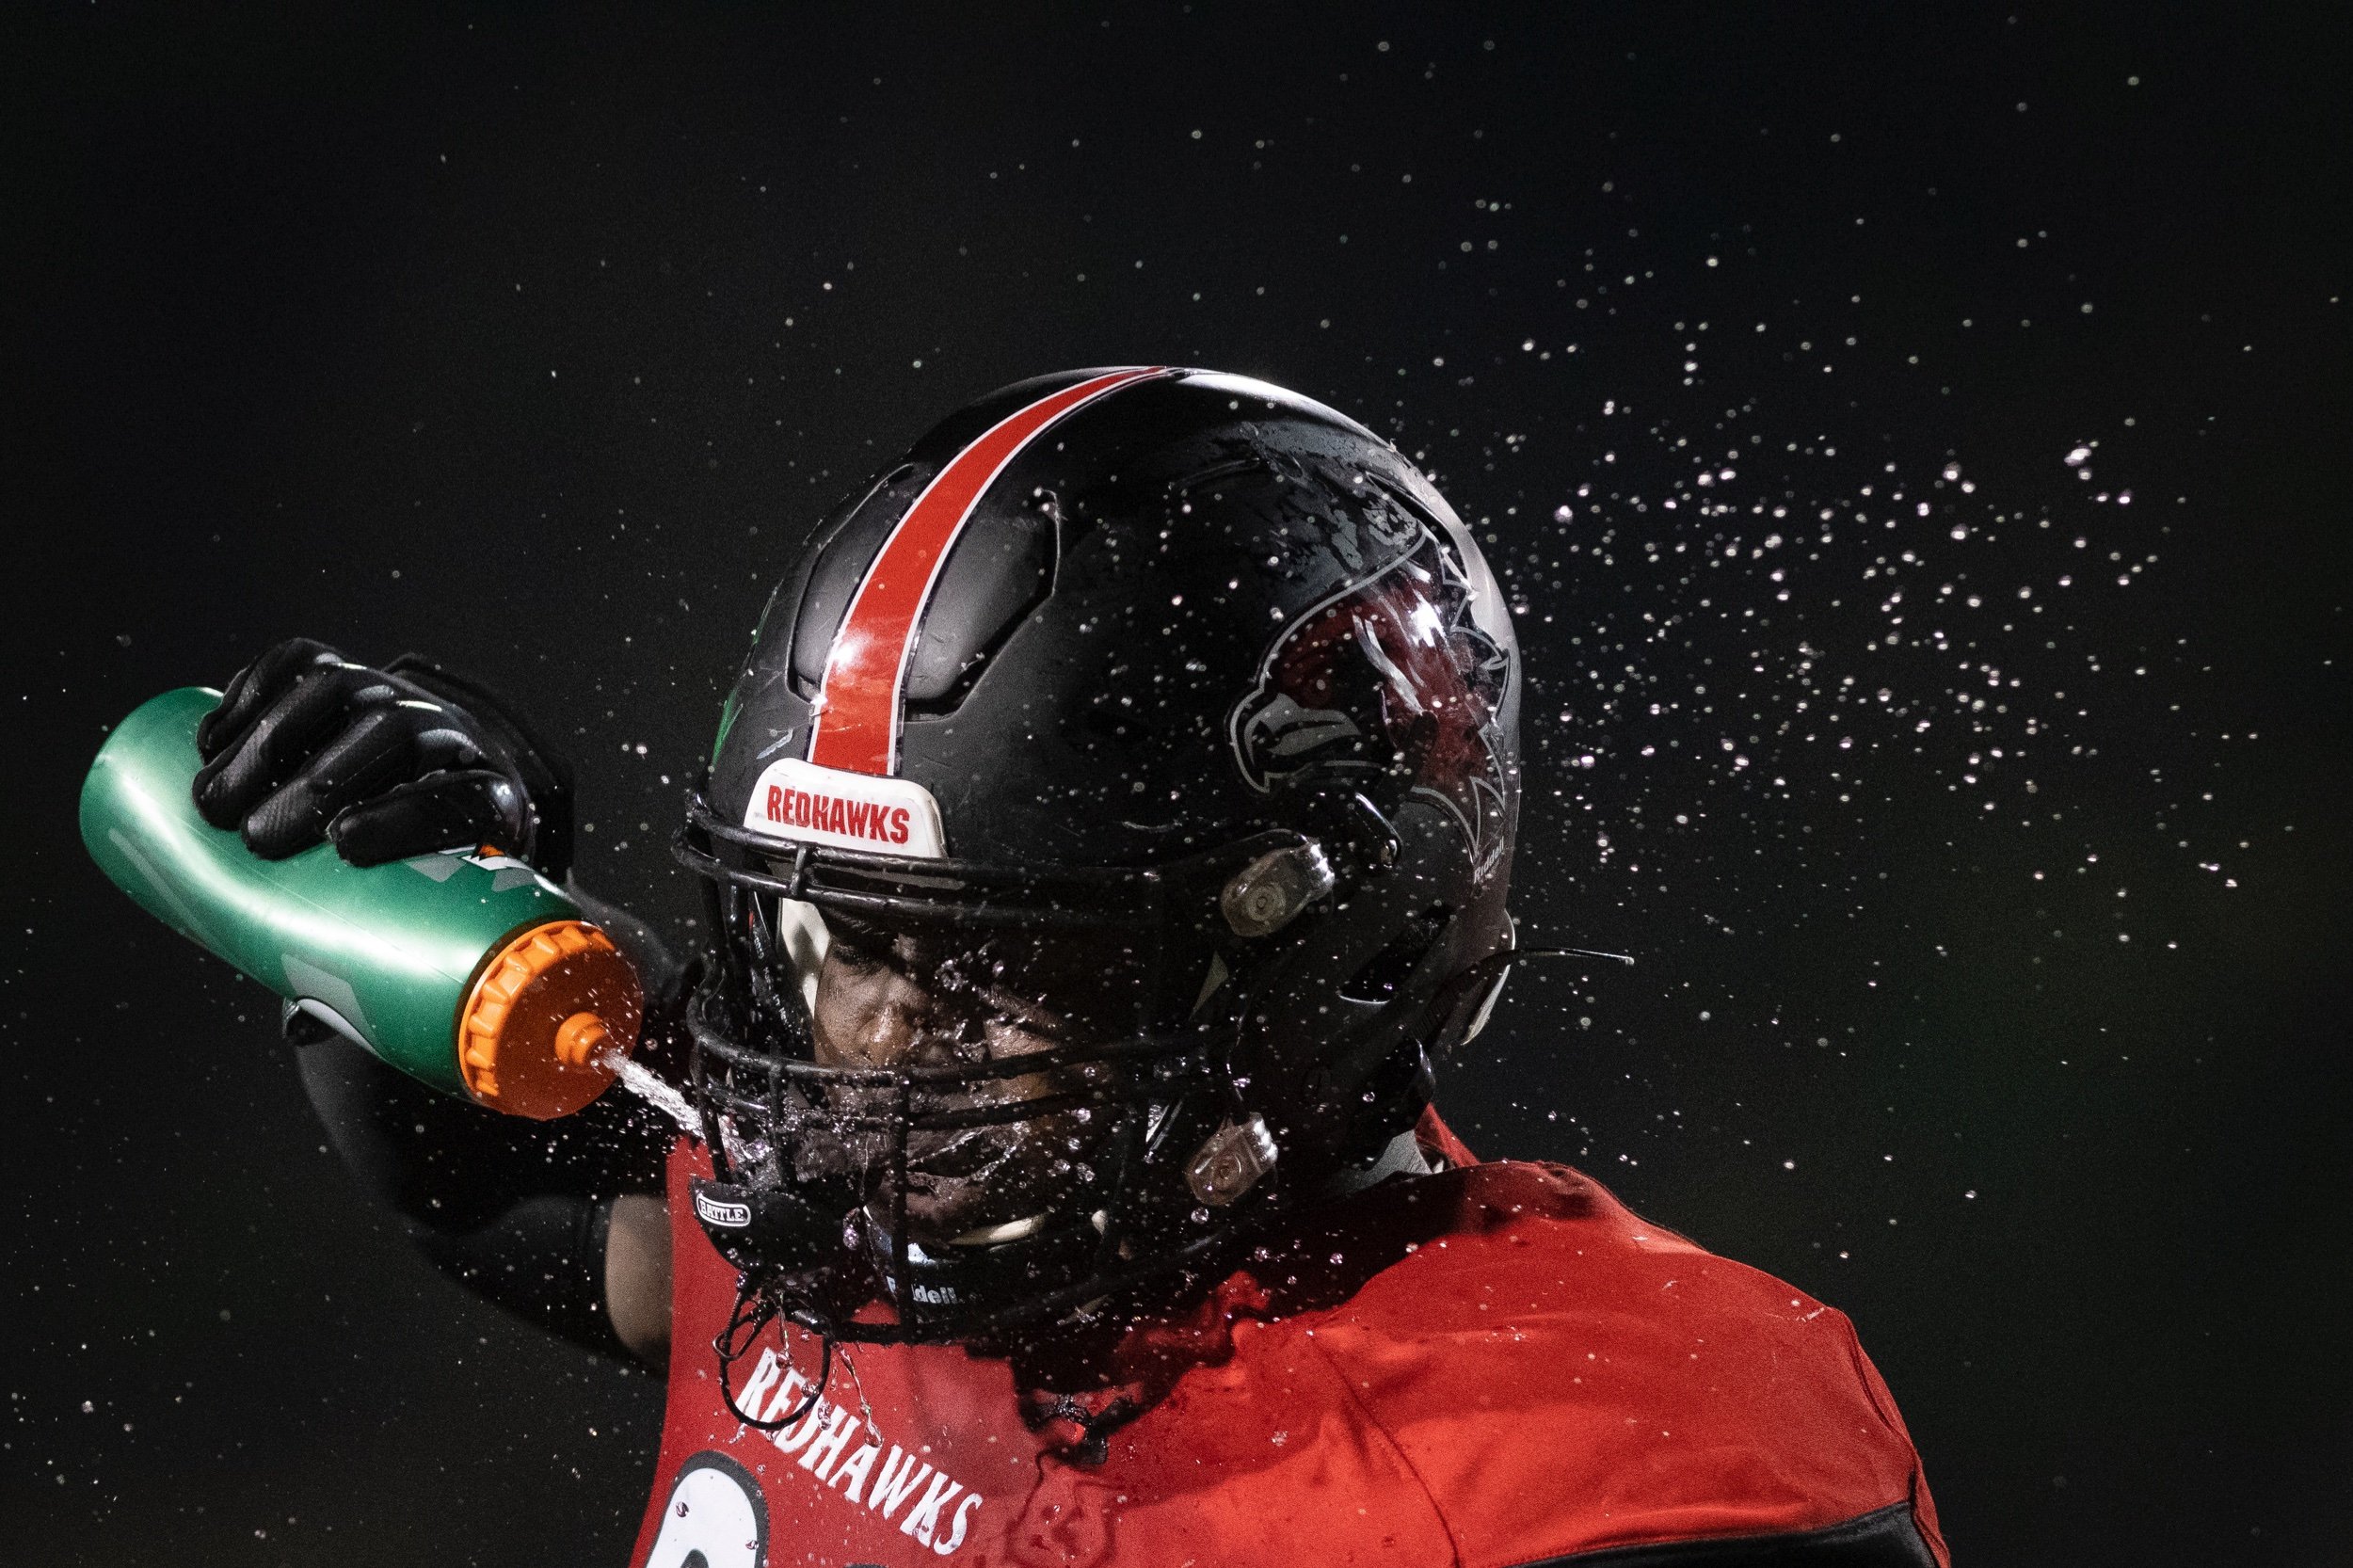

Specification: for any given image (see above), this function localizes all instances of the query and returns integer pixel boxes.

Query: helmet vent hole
[902,507,1059,715]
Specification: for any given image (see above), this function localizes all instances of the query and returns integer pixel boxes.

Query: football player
[194,368,1946,1566]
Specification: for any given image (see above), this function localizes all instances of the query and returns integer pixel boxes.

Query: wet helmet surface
[676,367,1521,1352]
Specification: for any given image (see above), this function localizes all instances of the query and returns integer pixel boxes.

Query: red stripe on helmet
[807,367,1166,776]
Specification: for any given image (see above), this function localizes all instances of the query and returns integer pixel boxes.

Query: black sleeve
[290,882,693,1361]
[1511,1502,1940,1567]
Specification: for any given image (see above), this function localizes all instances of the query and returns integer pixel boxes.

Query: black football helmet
[674,367,1522,1367]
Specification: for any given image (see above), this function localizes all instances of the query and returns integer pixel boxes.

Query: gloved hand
[192,637,575,877]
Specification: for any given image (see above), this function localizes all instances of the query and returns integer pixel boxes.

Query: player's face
[808,915,1135,1241]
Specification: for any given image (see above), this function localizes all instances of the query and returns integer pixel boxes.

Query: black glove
[192,637,575,877]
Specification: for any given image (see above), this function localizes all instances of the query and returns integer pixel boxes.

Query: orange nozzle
[554,1011,611,1067]
[456,920,642,1119]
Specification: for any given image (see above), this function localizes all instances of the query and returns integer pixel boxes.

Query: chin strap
[1023,1390,1143,1467]
[713,1274,830,1432]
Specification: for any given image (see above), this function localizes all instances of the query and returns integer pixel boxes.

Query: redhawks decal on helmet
[1230,527,1513,879]
[738,756,948,857]
[806,366,1168,776]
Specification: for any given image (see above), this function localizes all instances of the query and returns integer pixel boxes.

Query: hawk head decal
[1231,528,1513,879]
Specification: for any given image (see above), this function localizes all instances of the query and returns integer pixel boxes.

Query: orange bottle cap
[456,920,642,1119]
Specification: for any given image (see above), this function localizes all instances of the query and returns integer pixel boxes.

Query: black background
[5,6,2347,1564]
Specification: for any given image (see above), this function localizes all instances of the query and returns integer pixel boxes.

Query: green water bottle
[81,686,641,1119]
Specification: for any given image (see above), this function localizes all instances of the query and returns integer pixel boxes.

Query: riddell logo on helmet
[741,757,948,858]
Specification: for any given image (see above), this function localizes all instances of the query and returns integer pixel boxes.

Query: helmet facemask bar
[684,992,1235,1340]
[675,791,1305,1342]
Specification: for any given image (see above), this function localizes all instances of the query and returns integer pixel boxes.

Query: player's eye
[822,913,899,972]
[830,944,886,975]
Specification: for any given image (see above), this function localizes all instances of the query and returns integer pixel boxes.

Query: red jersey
[631,1117,1945,1568]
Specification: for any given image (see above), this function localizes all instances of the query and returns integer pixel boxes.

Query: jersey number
[644,1452,769,1568]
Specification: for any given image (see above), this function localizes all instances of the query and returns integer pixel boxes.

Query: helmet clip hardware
[1185,1114,1279,1207]
[1219,842,1336,937]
